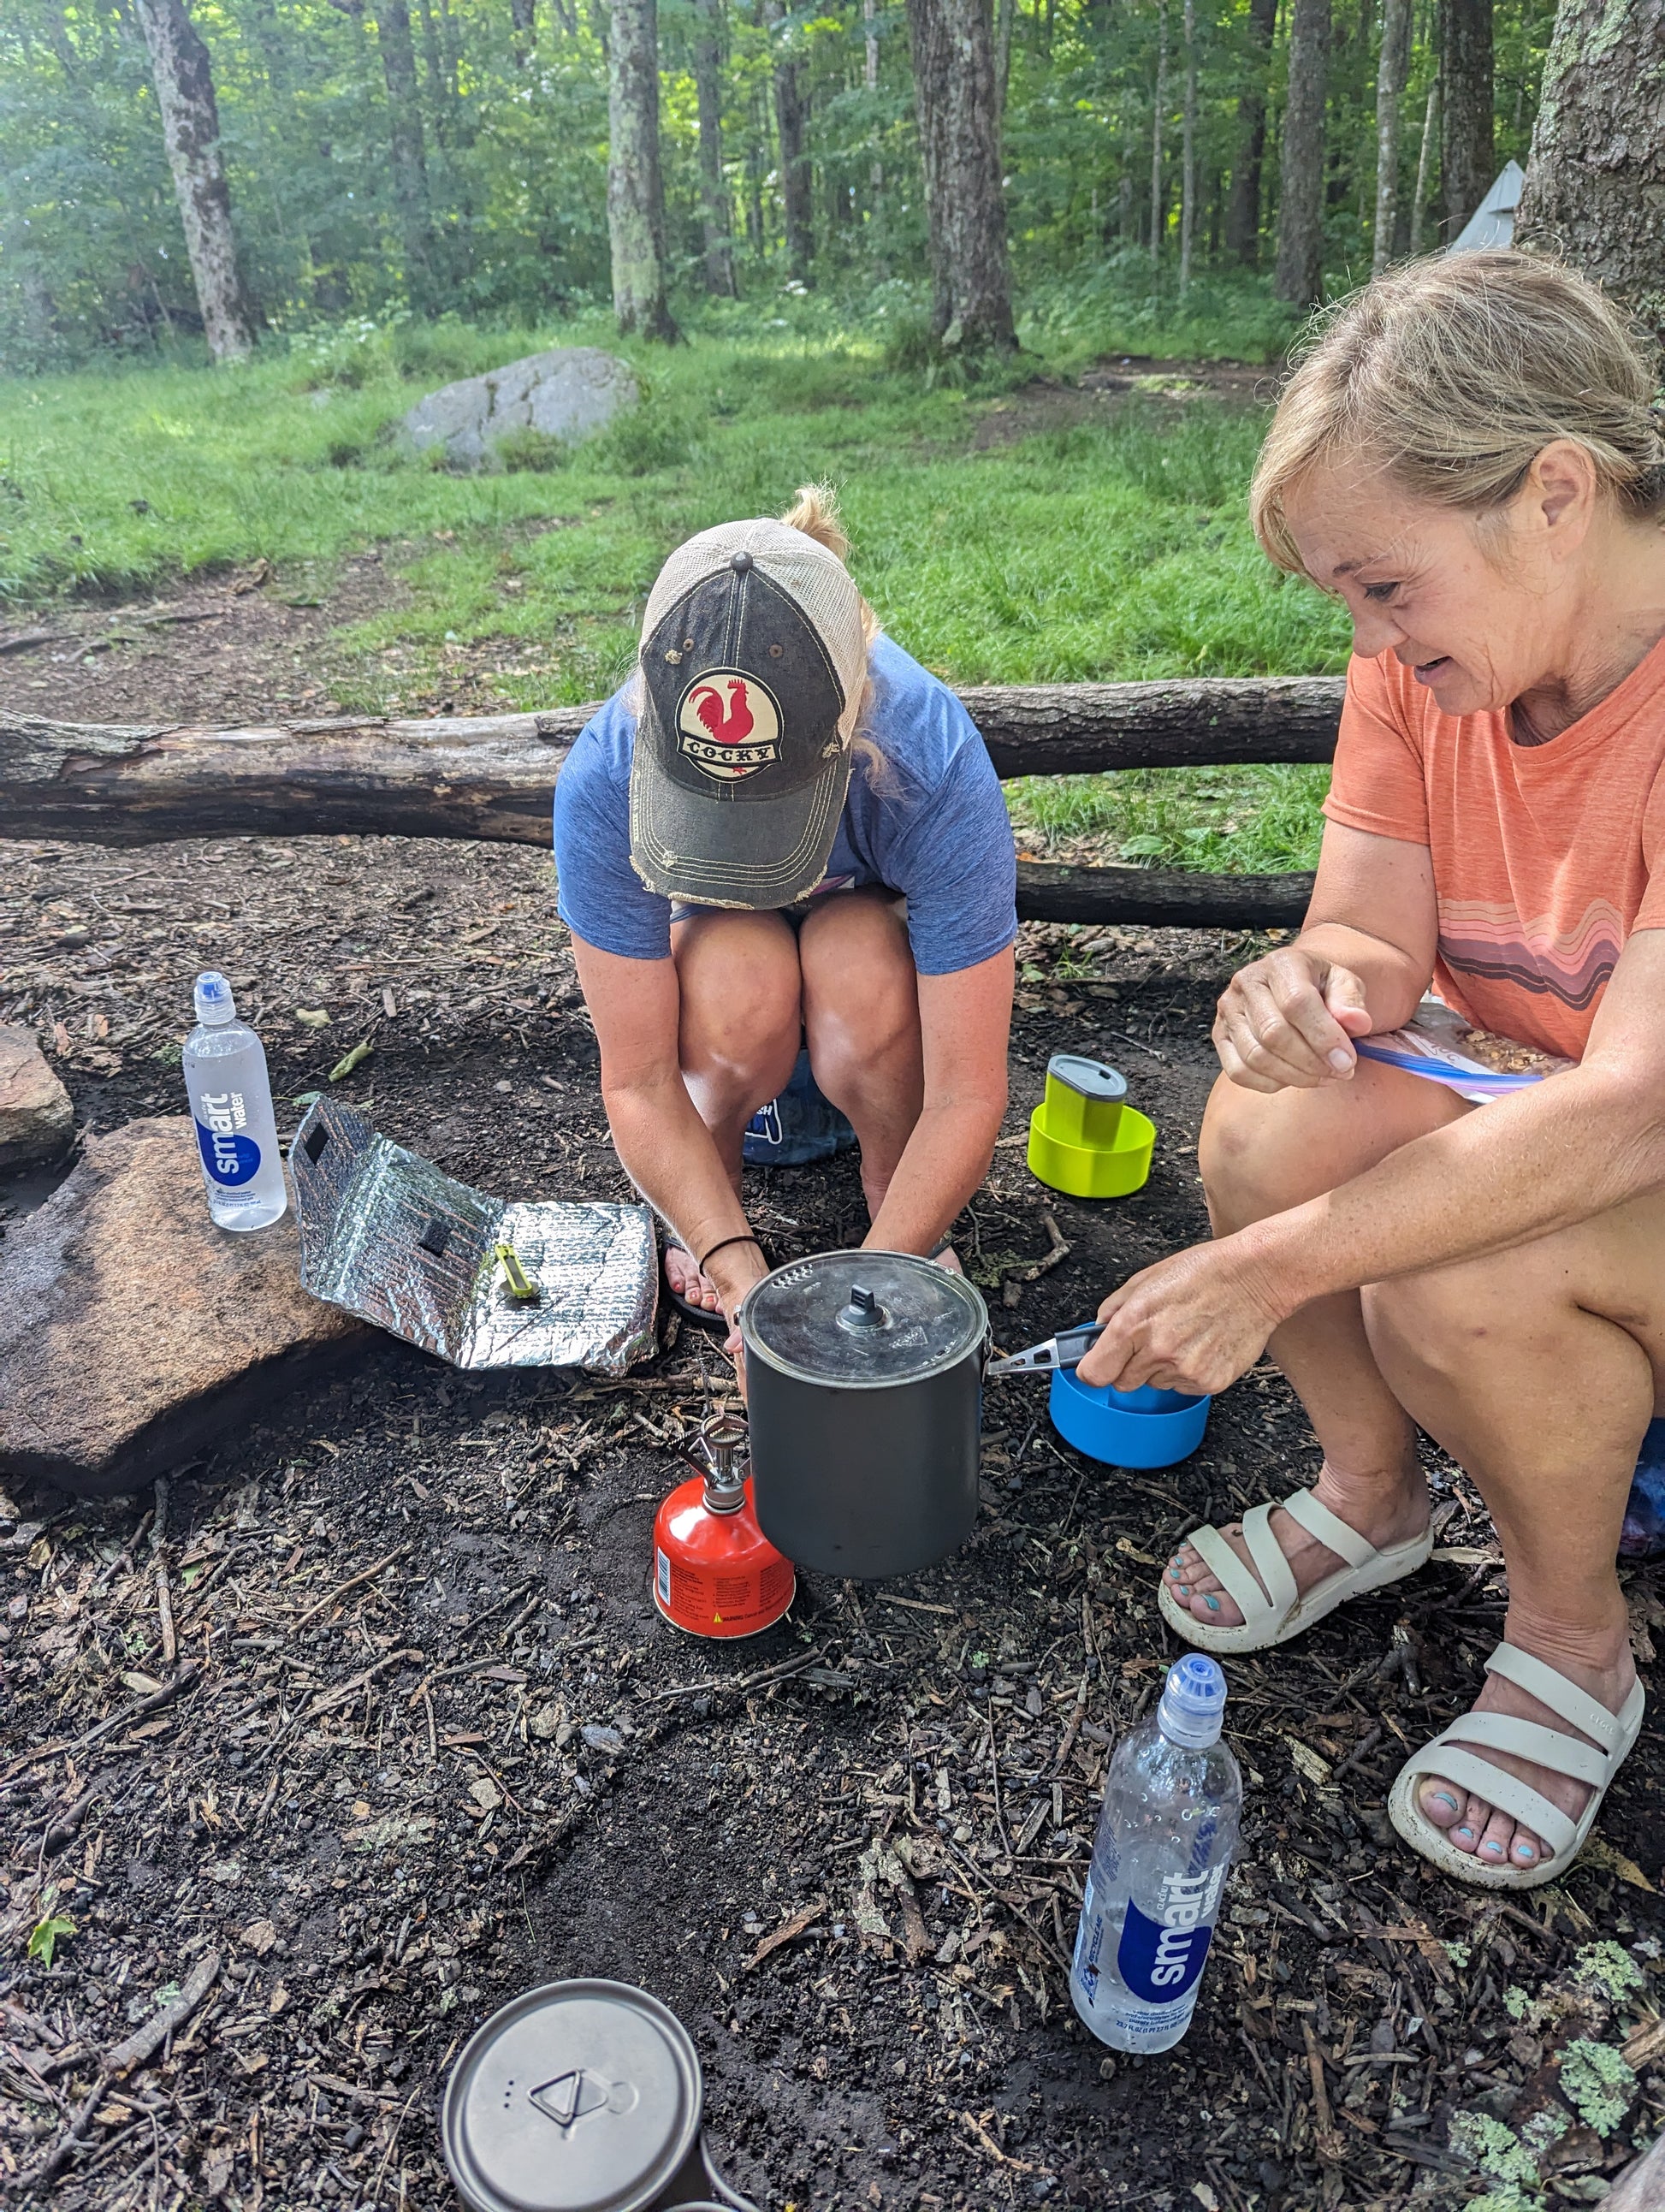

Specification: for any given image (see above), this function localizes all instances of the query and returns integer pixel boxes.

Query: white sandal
[1156,1486,1433,1655]
[1388,1642,1645,1889]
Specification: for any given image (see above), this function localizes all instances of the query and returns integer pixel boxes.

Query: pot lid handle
[838,1283,890,1332]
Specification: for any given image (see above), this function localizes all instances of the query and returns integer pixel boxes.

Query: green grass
[0,305,1351,870]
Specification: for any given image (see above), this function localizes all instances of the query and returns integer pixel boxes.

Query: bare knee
[1200,1075,1352,1229]
[1201,1059,1471,1232]
[800,898,920,1101]
[674,916,801,1099]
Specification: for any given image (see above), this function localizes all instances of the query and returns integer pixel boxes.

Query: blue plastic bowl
[1048,1362,1212,1468]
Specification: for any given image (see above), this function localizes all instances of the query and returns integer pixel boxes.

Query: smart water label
[1116,1865,1225,2003]
[195,1093,263,1185]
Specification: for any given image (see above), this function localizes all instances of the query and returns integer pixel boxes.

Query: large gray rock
[0,1026,73,1171]
[399,347,637,469]
[0,1117,366,1498]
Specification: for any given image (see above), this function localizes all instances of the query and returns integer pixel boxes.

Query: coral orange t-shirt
[1321,641,1665,1061]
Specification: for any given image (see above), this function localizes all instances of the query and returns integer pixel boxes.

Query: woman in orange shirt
[1077,252,1663,1889]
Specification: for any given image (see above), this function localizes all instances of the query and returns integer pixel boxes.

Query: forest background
[0,0,1643,872]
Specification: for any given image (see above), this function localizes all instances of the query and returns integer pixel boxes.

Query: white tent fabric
[1449,159,1526,252]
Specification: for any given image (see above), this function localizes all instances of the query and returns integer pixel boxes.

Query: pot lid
[741,1248,987,1386]
[441,1979,702,2212]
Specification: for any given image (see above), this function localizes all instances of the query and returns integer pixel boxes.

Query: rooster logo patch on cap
[676,669,782,782]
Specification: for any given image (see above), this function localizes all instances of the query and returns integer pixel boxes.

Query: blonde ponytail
[780,483,886,772]
[780,482,853,562]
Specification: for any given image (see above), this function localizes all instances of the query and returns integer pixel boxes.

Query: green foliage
[0,0,1558,371]
[1024,255,1302,367]
[1558,2038,1638,2138]
[27,1907,75,1970]
[0,316,1351,867]
[1009,763,1328,875]
[493,427,571,474]
[1452,2107,1570,2212]
[1570,1942,1647,2007]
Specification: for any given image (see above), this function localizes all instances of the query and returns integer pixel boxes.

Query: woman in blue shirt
[553,489,1017,1347]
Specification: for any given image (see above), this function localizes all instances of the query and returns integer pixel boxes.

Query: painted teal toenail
[1431,1792,1460,1811]
[1455,1826,1474,1841]
[1176,1585,1190,1597]
[1204,1596,1220,1612]
[1480,1841,1504,1857]
[1515,1843,1536,1860]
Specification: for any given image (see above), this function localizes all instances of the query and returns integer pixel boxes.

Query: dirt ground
[3,588,1663,2212]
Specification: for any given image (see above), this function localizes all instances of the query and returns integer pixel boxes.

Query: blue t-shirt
[554,632,1017,976]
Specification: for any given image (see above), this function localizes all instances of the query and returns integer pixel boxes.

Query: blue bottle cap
[1157,1652,1227,1747]
[194,970,236,1026]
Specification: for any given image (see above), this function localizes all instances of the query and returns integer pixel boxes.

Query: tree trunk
[1407,77,1437,251]
[1224,0,1278,264]
[607,0,679,340]
[1514,0,1665,311]
[865,0,886,265]
[1179,0,1197,290]
[1372,0,1411,272]
[1438,0,1492,239]
[130,0,257,361]
[996,0,1015,117]
[763,0,815,282]
[372,0,441,310]
[905,0,1016,350]
[1274,0,1330,303]
[694,0,738,295]
[509,0,536,64]
[1150,0,1167,259]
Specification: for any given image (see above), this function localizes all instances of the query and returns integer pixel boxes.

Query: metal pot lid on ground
[740,1248,987,1388]
[441,1979,703,2212]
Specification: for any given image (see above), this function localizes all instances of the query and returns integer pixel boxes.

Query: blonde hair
[1251,252,1665,578]
[780,481,887,776]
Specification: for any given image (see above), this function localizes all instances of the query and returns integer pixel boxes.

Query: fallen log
[1,681,1334,929]
[1015,859,1312,929]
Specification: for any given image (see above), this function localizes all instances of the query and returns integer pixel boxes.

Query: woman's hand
[1213,943,1373,1093]
[1074,1238,1289,1401]
[708,1242,771,1396]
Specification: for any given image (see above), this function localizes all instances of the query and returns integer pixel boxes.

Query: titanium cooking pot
[441,1978,759,2212]
[739,1249,990,1580]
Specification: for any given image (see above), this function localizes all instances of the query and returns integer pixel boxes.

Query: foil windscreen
[291,1097,657,1374]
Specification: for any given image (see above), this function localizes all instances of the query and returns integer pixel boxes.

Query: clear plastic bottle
[1070,1652,1241,2054]
[181,971,287,1231]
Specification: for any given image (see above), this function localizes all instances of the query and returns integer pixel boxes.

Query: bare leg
[1164,1063,1471,1627]
[798,891,925,1223]
[1366,1207,1662,1870]
[667,909,803,1310]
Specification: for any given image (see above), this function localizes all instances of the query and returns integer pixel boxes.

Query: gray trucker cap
[628,518,868,910]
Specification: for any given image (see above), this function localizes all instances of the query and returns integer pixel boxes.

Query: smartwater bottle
[181,972,287,1231]
[1070,1652,1241,2054]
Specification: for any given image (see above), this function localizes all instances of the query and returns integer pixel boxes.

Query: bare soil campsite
[3,605,1662,2212]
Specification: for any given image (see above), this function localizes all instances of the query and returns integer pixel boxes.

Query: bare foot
[665,1244,723,1317]
[1415,1628,1636,1871]
[1163,1462,1429,1628]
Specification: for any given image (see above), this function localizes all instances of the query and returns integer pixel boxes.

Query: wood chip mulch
[2,829,1662,2212]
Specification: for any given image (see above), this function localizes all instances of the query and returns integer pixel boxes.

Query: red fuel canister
[652,1414,796,1640]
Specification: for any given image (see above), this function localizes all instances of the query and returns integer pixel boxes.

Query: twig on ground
[292,1545,412,1630]
[0,1663,203,1788]
[106,1951,221,2077]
